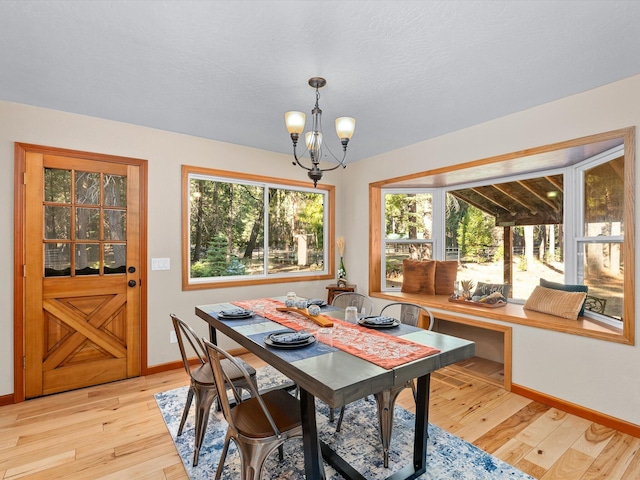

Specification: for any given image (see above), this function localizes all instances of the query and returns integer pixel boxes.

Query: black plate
[218,311,254,320]
[358,316,400,329]
[306,298,327,307]
[264,333,316,349]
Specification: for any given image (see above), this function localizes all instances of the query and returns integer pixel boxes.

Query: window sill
[371,291,630,345]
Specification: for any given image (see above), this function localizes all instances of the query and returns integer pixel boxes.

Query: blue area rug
[155,366,535,479]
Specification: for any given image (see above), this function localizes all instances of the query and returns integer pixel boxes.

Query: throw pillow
[401,259,436,295]
[523,285,587,320]
[434,260,458,295]
[540,278,588,316]
[473,282,512,299]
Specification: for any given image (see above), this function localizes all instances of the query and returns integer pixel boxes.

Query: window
[575,151,625,322]
[443,171,565,302]
[182,166,335,290]
[382,191,434,288]
[370,127,634,343]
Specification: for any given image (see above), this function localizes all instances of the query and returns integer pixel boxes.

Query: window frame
[182,165,335,290]
[369,128,634,345]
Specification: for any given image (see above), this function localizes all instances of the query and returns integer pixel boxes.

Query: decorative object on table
[448,292,507,308]
[295,298,308,310]
[472,282,512,300]
[285,291,296,307]
[275,306,334,327]
[284,77,356,187]
[155,366,536,480]
[308,304,321,316]
[460,279,475,300]
[336,236,347,287]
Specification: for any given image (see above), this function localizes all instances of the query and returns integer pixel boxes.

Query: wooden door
[21,149,144,398]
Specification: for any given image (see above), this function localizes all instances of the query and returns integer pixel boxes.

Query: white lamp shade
[305,131,323,151]
[335,117,356,139]
[285,111,306,135]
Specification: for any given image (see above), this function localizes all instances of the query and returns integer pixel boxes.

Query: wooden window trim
[181,165,335,291]
[368,128,635,345]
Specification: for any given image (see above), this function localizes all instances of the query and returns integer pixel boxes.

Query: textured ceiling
[2,1,640,163]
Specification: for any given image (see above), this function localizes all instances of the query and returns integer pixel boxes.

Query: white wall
[0,100,344,396]
[341,74,640,425]
[3,73,640,426]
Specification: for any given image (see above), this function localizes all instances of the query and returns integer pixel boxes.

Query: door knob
[128,266,136,273]
[128,280,137,287]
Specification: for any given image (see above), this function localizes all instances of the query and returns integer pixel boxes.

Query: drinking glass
[345,306,358,322]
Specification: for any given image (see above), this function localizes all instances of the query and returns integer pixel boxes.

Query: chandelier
[284,77,356,186]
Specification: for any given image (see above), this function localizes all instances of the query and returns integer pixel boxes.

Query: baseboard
[0,393,14,406]
[511,383,640,438]
[144,347,248,376]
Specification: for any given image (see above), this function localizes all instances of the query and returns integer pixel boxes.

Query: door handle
[128,280,137,287]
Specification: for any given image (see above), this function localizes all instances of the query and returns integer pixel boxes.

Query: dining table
[195,297,475,480]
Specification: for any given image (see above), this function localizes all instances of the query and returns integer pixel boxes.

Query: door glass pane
[44,168,71,203]
[75,171,101,205]
[105,244,126,274]
[44,206,71,239]
[75,243,100,275]
[584,156,624,236]
[44,243,71,277]
[104,174,127,207]
[76,207,100,240]
[104,209,126,240]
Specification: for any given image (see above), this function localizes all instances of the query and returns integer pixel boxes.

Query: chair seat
[190,357,256,385]
[231,389,302,438]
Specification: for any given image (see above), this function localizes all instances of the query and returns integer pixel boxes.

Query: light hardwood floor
[1,354,638,479]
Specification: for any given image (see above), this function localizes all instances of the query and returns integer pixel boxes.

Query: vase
[338,256,347,281]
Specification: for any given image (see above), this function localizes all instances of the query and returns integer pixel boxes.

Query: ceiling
[2,1,640,164]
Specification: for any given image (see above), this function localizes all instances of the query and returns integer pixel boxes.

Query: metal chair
[335,302,435,468]
[379,301,434,330]
[203,339,303,480]
[170,314,257,466]
[331,292,375,316]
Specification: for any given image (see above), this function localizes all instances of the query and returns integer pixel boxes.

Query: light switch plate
[151,258,170,270]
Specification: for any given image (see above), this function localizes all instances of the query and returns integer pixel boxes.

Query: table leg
[300,388,326,480]
[208,325,217,344]
[413,373,430,471]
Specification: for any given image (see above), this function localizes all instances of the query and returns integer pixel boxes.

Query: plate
[218,310,254,319]
[358,316,400,329]
[264,332,317,349]
[306,298,327,307]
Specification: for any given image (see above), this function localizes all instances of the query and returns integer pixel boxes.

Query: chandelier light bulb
[335,117,356,140]
[285,111,306,135]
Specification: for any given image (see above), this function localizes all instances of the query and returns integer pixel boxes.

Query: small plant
[460,279,475,299]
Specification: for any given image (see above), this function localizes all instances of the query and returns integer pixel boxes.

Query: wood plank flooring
[0,353,637,479]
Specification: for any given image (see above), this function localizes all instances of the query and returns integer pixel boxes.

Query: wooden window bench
[371,291,626,390]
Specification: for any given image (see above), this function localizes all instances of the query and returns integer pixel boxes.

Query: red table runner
[233,298,440,370]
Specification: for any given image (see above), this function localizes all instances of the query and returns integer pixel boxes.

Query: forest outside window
[182,166,334,289]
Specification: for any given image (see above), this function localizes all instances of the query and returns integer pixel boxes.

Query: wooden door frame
[13,143,148,403]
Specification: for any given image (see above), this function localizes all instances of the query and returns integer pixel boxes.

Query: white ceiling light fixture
[285,77,356,187]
